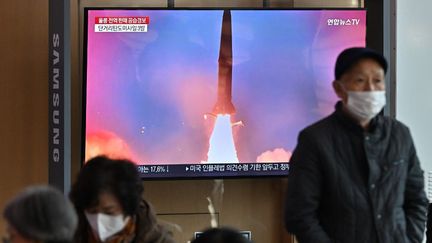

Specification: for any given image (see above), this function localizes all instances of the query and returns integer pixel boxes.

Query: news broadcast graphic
[94,16,149,32]
[84,9,366,178]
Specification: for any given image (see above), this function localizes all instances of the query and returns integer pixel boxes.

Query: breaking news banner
[136,163,290,178]
[95,16,149,32]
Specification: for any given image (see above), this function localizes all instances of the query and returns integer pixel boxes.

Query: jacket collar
[333,101,383,135]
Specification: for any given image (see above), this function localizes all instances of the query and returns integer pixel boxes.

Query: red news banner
[94,16,150,32]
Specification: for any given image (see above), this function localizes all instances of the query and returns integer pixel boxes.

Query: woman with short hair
[70,156,174,243]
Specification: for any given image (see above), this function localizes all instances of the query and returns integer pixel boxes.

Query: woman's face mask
[85,192,129,242]
[85,212,130,242]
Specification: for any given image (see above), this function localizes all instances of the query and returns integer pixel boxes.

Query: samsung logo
[51,33,61,163]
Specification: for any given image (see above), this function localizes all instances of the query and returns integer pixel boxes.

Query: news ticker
[137,162,289,178]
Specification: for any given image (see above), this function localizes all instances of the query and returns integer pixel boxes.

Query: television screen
[83,8,366,178]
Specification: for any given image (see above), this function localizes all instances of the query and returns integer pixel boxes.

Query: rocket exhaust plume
[206,115,239,163]
[212,10,236,115]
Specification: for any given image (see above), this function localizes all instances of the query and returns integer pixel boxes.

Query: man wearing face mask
[284,47,428,243]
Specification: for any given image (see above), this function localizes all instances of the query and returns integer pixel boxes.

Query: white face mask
[345,90,386,121]
[85,212,130,242]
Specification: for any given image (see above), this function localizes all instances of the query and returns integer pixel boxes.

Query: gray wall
[396,0,432,200]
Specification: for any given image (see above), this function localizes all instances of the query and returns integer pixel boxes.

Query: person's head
[3,185,78,243]
[332,47,388,123]
[69,156,143,242]
[191,227,250,243]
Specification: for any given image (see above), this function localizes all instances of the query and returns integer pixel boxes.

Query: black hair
[191,227,250,243]
[69,156,143,216]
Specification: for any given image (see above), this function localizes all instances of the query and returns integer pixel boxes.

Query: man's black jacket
[284,102,428,243]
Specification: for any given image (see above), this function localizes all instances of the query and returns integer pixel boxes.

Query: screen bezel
[82,7,370,180]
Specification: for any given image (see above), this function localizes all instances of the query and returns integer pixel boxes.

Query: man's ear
[332,80,344,99]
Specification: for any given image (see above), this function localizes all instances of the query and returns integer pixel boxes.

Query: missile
[212,10,236,115]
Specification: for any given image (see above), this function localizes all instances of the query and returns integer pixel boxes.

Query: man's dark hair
[69,156,143,216]
[192,227,250,243]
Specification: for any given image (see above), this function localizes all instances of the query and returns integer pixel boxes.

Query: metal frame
[48,0,71,193]
[49,0,395,190]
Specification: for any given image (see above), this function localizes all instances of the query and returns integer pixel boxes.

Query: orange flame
[85,130,136,163]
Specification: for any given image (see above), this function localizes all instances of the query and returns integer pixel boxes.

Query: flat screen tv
[83,8,366,178]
